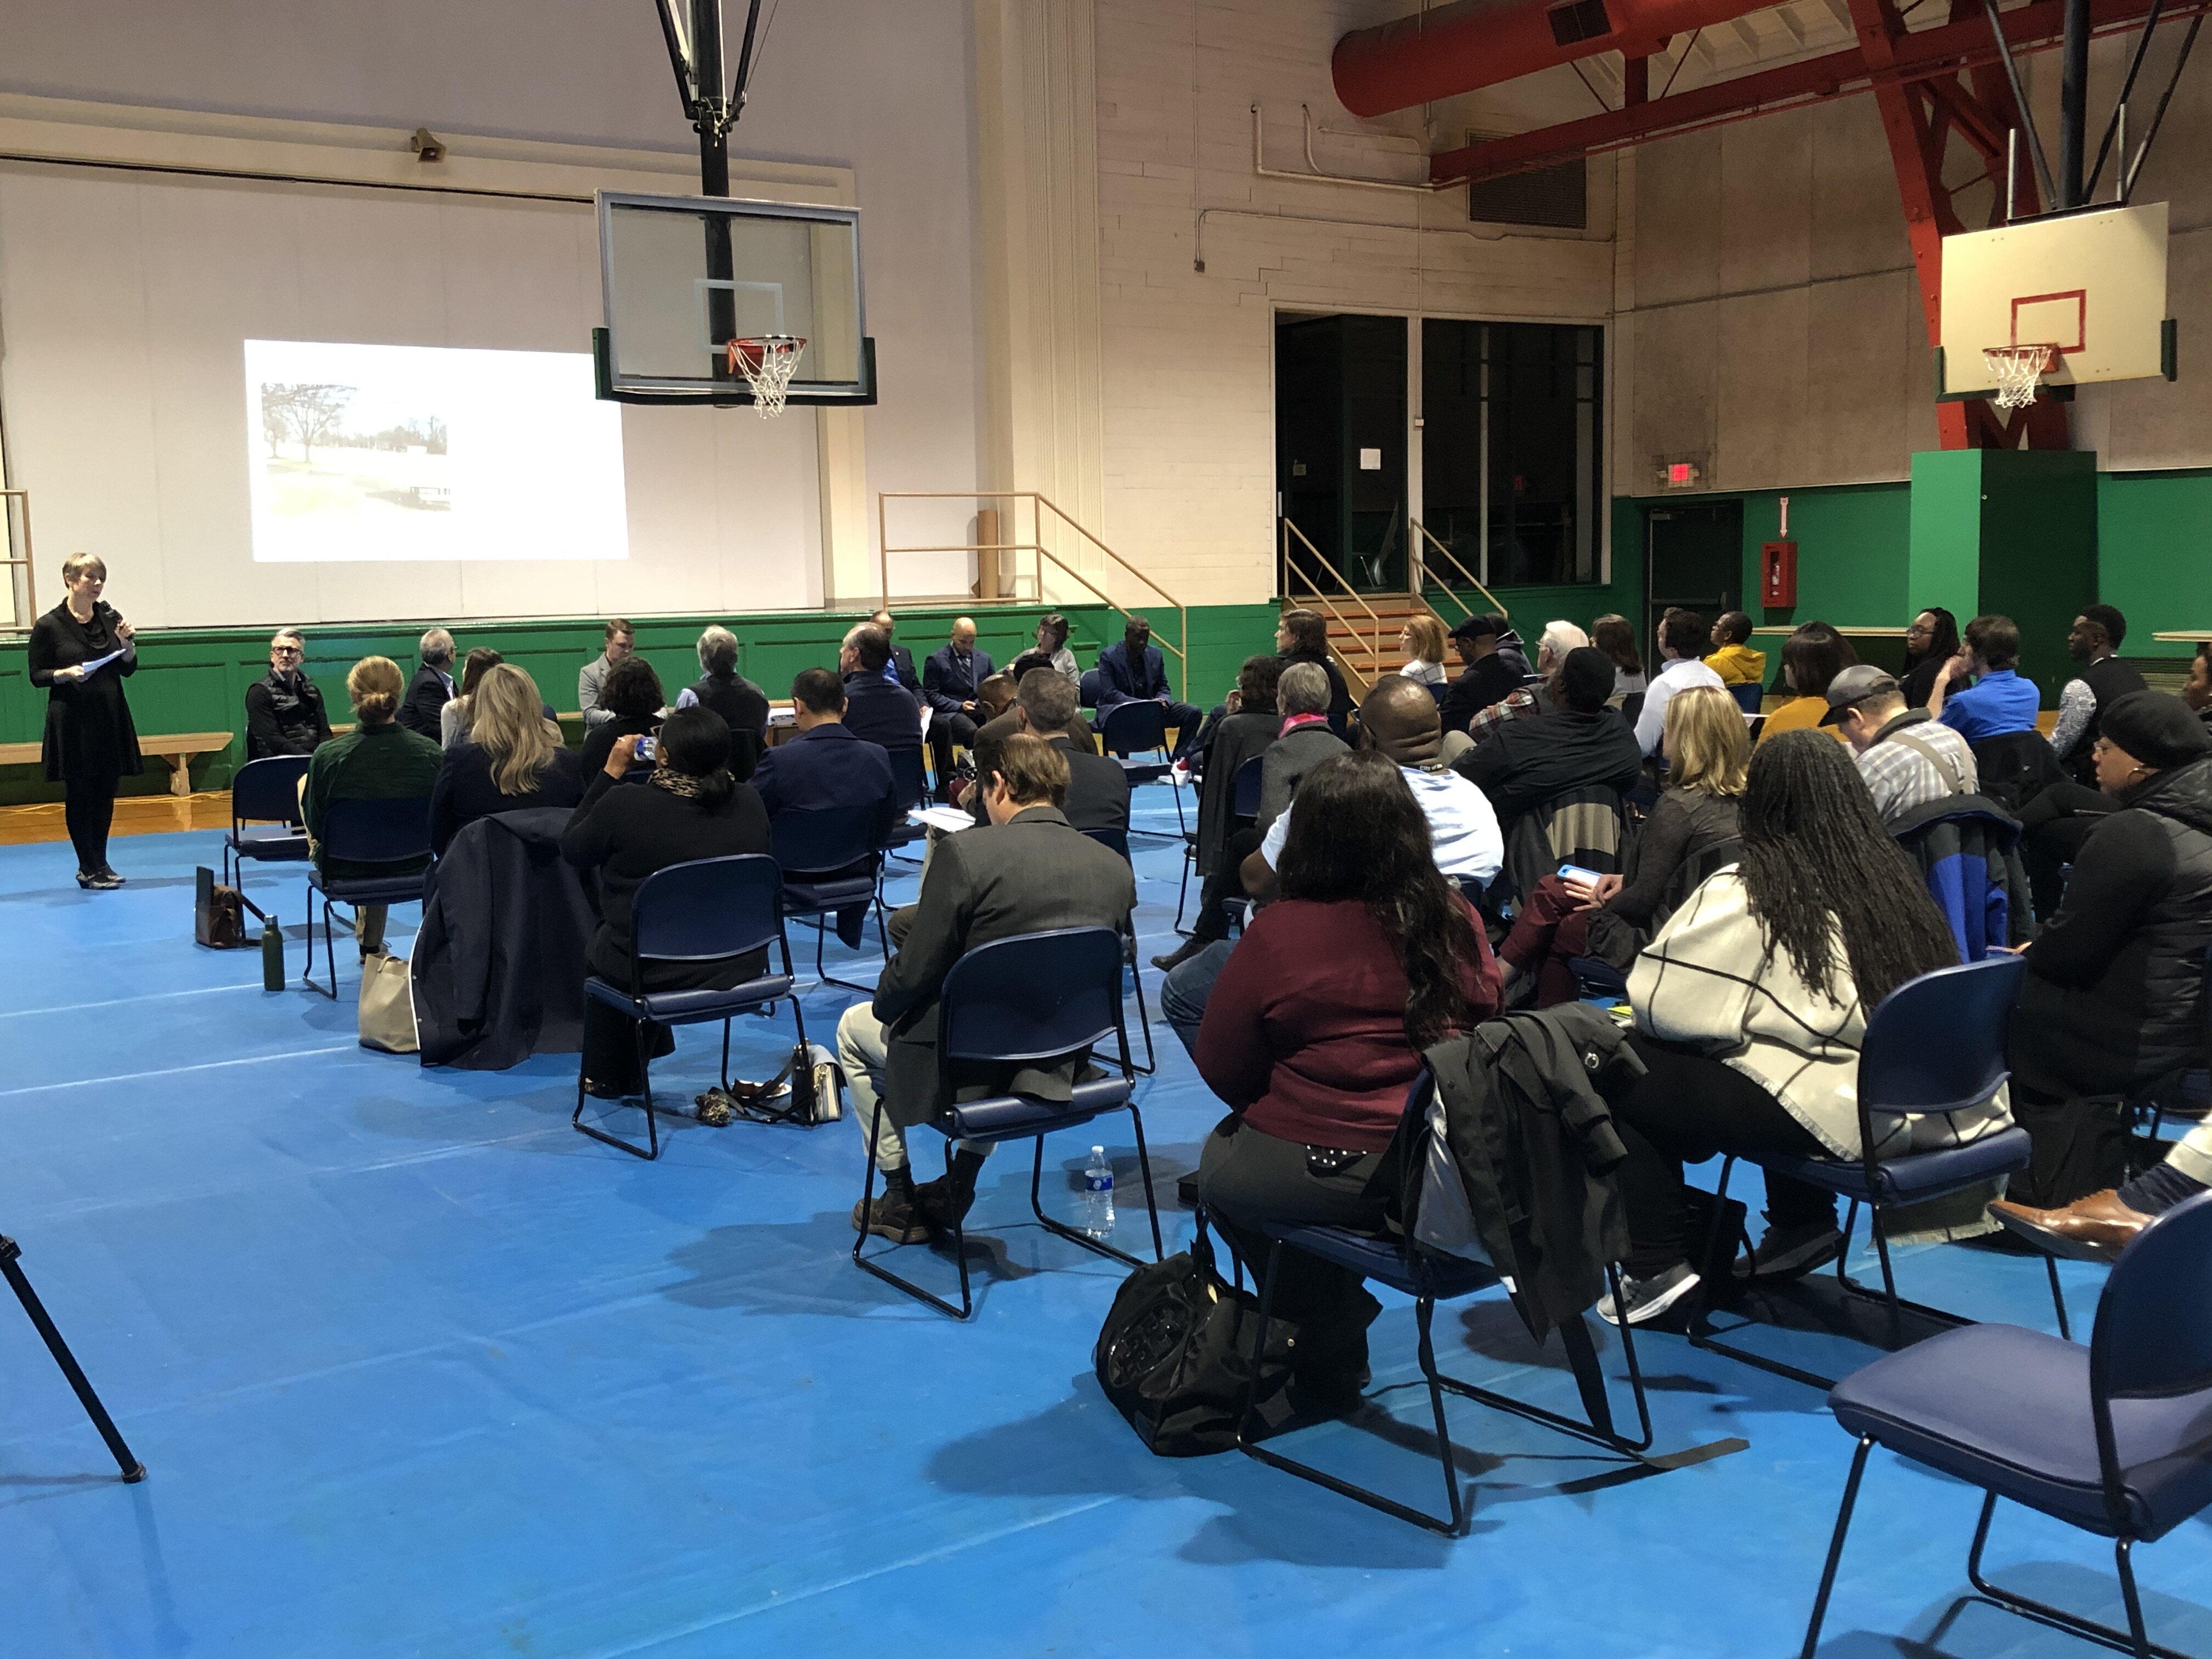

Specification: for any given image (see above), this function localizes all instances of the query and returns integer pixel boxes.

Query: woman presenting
[27,552,140,888]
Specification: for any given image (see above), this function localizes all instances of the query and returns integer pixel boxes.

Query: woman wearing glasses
[244,629,332,759]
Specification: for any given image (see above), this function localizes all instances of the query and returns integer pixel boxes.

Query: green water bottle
[262,912,285,991]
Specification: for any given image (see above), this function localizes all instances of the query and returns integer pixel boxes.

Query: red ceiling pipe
[1333,0,1768,117]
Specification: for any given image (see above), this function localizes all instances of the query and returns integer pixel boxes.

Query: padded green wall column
[1906,450,1985,633]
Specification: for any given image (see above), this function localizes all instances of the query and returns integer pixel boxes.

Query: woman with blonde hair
[1494,684,1747,1007]
[429,663,584,855]
[1397,612,1449,687]
[28,551,140,888]
[303,656,443,952]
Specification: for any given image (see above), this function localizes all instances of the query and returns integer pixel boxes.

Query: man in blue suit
[922,615,995,803]
[1092,615,1202,758]
[839,626,926,758]
[753,668,902,946]
[870,608,921,691]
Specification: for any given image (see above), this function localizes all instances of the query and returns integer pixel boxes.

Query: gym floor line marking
[0,1042,359,1100]
[0,980,269,1021]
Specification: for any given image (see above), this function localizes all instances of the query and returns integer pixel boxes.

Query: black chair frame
[572,856,808,1162]
[301,796,435,1000]
[772,807,894,996]
[853,929,1163,1320]
[1173,754,1262,935]
[1077,826,1158,1076]
[221,753,314,904]
[1099,702,1188,842]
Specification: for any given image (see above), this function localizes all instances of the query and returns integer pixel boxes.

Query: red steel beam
[1426,0,2196,183]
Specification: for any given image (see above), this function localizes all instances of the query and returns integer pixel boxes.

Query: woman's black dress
[28,601,140,783]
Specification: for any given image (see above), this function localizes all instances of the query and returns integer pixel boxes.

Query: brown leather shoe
[1988,1189,2153,1263]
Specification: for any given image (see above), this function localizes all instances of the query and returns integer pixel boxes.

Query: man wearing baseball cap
[1821,662,1979,826]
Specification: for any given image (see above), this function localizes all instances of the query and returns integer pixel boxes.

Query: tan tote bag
[358,947,420,1054]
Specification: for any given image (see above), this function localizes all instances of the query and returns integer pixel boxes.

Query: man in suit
[577,618,634,731]
[838,734,1138,1242]
[963,668,1130,834]
[752,667,901,947]
[1093,615,1203,759]
[870,609,921,692]
[839,625,926,758]
[398,628,456,740]
[923,616,995,803]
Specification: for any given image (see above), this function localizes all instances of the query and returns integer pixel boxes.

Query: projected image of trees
[259,381,453,524]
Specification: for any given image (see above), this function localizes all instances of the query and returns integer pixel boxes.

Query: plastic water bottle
[1082,1146,1115,1240]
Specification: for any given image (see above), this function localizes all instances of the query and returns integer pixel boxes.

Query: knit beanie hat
[2099,691,2212,770]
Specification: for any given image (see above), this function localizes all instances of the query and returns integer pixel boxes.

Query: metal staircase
[1278,517,1510,696]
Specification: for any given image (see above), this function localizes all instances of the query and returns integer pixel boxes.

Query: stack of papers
[907,805,975,836]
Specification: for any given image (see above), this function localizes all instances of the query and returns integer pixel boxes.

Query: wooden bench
[0,731,235,797]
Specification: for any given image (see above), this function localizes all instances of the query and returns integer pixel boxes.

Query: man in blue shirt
[754,667,901,946]
[1929,613,2041,741]
[1092,615,1203,758]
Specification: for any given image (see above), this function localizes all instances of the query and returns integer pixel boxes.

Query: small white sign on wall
[1358,447,1382,470]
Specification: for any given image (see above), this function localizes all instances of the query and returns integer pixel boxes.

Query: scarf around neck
[651,769,721,800]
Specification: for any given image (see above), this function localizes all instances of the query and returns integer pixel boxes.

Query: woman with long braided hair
[1601,730,1991,1325]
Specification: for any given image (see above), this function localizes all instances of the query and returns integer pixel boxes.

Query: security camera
[410,128,447,164]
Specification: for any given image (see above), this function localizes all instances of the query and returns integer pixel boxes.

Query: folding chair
[221,754,314,902]
[1174,754,1262,934]
[1801,1190,2212,1659]
[853,926,1162,1319]
[1728,681,1764,716]
[1079,825,1158,1076]
[770,805,890,994]
[1098,701,1187,838]
[1234,1072,1745,1534]
[2126,947,2211,1176]
[1688,954,2067,1390]
[302,795,434,998]
[883,744,930,863]
[573,853,804,1161]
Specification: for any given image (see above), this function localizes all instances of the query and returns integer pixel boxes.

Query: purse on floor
[194,865,251,950]
[358,948,420,1054]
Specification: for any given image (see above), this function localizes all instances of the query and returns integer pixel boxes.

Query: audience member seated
[963,668,1128,835]
[750,668,900,948]
[560,708,771,1100]
[577,618,634,731]
[1899,606,1961,710]
[1161,678,1503,1047]
[1464,620,1590,749]
[1276,607,1353,734]
[836,736,1137,1243]
[870,609,921,690]
[2000,693,2212,1207]
[1603,730,1995,1324]
[674,624,770,781]
[303,656,444,956]
[1821,663,1978,824]
[1593,613,1646,705]
[1991,1115,2212,1261]
[439,647,504,748]
[1703,610,1767,688]
[2049,604,2148,785]
[1152,664,1338,974]
[1033,612,1080,685]
[1493,685,1745,1008]
[1398,612,1448,687]
[923,616,995,803]
[1093,614,1203,759]
[1634,610,1725,758]
[839,625,927,762]
[399,628,458,740]
[244,628,330,759]
[1193,749,1503,1412]
[1756,622,1857,744]
[1154,656,1282,971]
[1438,613,1525,739]
[1456,645,1641,821]
[973,659,1097,761]
[975,670,1017,726]
[1929,612,2039,740]
[578,655,665,781]
[428,665,585,856]
[2188,642,2212,731]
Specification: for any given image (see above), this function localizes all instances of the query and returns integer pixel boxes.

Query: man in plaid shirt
[1821,664,1978,825]
[1465,620,1589,746]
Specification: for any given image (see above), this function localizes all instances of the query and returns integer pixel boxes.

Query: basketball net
[725,334,808,418]
[1983,343,2055,411]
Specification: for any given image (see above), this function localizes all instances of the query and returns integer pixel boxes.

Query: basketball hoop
[1983,343,2056,410]
[725,334,808,417]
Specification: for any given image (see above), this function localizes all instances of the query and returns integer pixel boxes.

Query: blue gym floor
[2,791,2206,1659]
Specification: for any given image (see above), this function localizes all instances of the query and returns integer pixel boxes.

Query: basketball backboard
[1938,202,2172,399]
[595,190,875,407]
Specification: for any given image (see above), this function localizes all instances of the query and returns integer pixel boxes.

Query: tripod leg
[1,1237,145,1481]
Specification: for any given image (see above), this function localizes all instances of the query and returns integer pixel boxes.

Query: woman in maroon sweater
[1194,749,1502,1413]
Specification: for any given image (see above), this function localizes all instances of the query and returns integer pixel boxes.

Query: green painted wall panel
[1906,452,1985,628]
[2098,468,2212,659]
[1977,449,2098,701]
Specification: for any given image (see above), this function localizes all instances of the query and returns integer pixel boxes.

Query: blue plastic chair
[1079,825,1158,1077]
[222,754,313,898]
[303,795,435,998]
[573,854,802,1161]
[1173,753,1265,934]
[1098,701,1187,837]
[1800,1190,2212,1659]
[770,805,890,994]
[1729,681,1765,715]
[1226,1076,1743,1535]
[882,744,930,861]
[852,926,1161,1319]
[1688,953,2064,1389]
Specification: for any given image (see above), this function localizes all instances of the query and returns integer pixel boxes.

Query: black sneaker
[1737,1220,1843,1282]
[852,1188,932,1245]
[1598,1262,1702,1327]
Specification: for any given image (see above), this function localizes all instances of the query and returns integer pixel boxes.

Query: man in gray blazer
[838,734,1138,1243]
